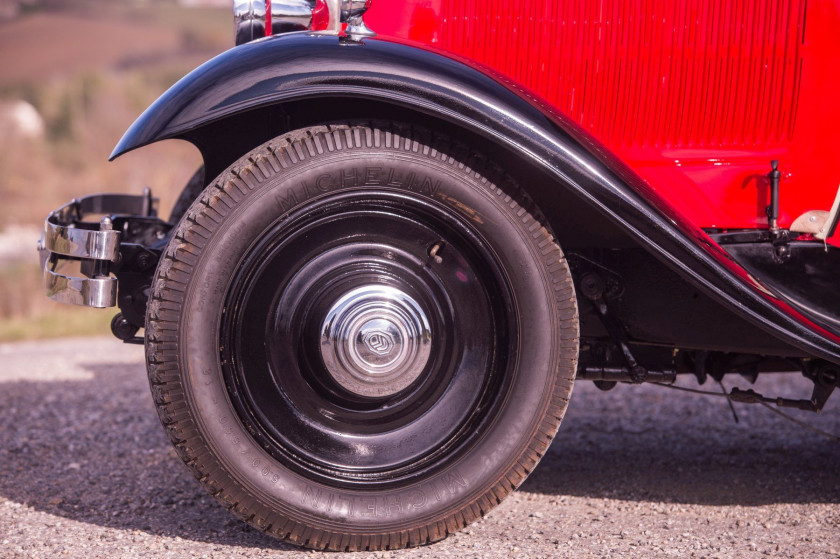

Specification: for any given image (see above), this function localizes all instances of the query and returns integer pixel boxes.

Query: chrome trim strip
[234,0,266,45]
[44,263,117,308]
[44,219,120,260]
[323,0,341,33]
[271,0,316,34]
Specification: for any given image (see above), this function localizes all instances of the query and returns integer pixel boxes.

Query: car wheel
[145,122,578,551]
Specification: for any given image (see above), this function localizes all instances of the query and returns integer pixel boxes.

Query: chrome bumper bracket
[44,266,117,308]
[39,189,159,308]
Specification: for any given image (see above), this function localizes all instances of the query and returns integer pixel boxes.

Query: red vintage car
[38,0,840,551]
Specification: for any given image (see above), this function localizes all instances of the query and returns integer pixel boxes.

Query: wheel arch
[111,32,840,363]
[167,95,631,251]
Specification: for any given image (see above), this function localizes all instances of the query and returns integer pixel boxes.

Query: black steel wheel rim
[220,190,516,488]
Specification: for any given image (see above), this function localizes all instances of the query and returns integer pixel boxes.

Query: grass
[0,305,115,342]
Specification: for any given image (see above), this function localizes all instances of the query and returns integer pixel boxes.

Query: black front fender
[112,32,840,363]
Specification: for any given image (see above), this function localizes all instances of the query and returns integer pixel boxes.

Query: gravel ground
[1,337,839,558]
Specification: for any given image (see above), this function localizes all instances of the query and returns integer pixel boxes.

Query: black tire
[145,123,578,551]
[168,166,205,225]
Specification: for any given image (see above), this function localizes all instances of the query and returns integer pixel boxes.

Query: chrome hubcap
[320,285,431,397]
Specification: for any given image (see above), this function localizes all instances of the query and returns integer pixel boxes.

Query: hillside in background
[0,0,230,339]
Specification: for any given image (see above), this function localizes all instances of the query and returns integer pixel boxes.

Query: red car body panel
[367,0,840,246]
[96,2,840,362]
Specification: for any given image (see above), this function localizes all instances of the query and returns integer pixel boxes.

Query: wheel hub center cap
[321,285,431,397]
[358,321,398,361]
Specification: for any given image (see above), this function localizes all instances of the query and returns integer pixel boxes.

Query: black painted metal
[578,366,676,384]
[110,32,840,364]
[220,192,512,487]
[722,241,840,335]
[767,160,782,231]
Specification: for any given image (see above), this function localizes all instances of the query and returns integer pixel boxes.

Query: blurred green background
[0,0,230,341]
